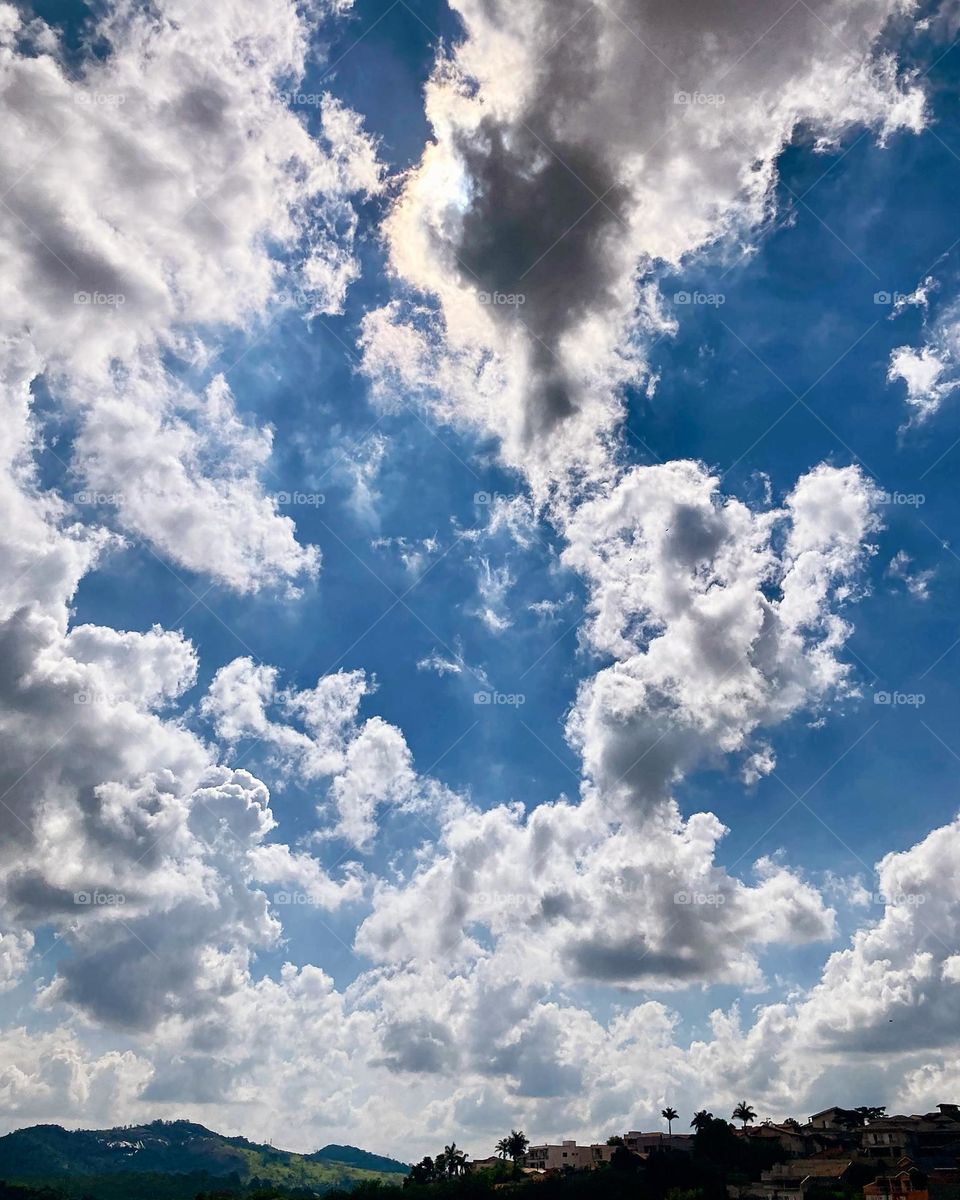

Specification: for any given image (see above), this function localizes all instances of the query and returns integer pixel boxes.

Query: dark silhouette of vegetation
[408,1158,440,1186]
[442,1148,468,1179]
[0,1103,898,1200]
[398,1113,795,1200]
[731,1102,756,1128]
[407,1148,468,1187]
[504,1133,529,1164]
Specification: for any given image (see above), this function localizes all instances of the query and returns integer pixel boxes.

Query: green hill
[311,1147,408,1175]
[0,1119,407,1196]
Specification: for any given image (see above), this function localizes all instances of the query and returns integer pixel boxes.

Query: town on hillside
[405,1104,960,1200]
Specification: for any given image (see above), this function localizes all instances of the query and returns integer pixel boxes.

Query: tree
[606,1135,625,1146]
[609,1144,639,1174]
[855,1106,887,1124]
[505,1131,529,1164]
[406,1156,437,1186]
[496,1137,511,1159]
[662,1107,679,1136]
[443,1144,468,1177]
[732,1102,757,1128]
[690,1111,713,1132]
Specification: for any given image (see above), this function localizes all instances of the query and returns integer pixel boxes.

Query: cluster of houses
[472,1132,696,1173]
[752,1106,960,1200]
[469,1104,960,1200]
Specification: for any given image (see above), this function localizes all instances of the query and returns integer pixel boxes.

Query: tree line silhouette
[404,1102,801,1189]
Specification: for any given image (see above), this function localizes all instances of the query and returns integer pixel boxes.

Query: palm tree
[496,1137,511,1159]
[732,1101,757,1128]
[443,1144,468,1176]
[662,1106,679,1136]
[691,1110,713,1132]
[506,1130,530,1164]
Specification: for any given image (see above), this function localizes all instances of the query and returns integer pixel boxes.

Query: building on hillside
[740,1124,811,1157]
[523,1142,616,1171]
[861,1111,960,1162]
[623,1131,694,1155]
[760,1158,854,1200]
[808,1108,862,1131]
[864,1159,929,1200]
[468,1156,505,1173]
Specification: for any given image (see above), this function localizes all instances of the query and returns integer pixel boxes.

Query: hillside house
[523,1142,615,1171]
[760,1158,854,1200]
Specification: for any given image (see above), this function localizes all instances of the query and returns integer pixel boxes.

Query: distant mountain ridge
[0,1119,408,1193]
[313,1145,410,1174]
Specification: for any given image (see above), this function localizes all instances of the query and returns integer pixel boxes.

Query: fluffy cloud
[0,0,956,1166]
[0,0,380,590]
[355,454,882,993]
[564,461,879,813]
[888,302,960,423]
[0,1028,149,1123]
[203,657,451,848]
[356,793,836,993]
[0,810,957,1156]
[0,600,360,1031]
[0,932,34,993]
[362,0,924,494]
[792,815,960,1055]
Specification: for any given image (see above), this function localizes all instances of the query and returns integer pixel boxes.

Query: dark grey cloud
[372,1016,460,1074]
[141,1055,246,1103]
[397,0,921,456]
[454,117,631,439]
[568,933,717,984]
[485,1014,583,1097]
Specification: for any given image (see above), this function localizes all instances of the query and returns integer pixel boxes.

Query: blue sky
[2,0,960,1161]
